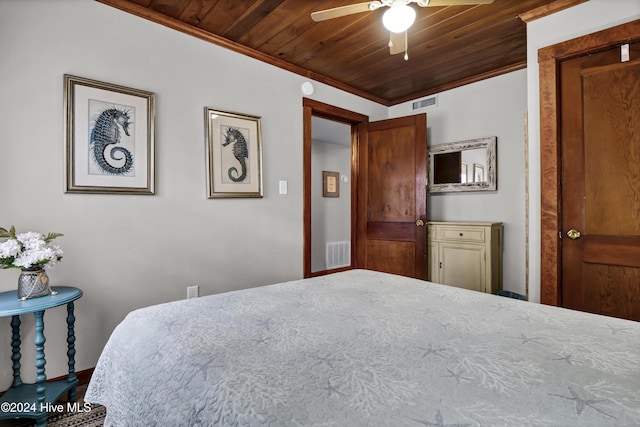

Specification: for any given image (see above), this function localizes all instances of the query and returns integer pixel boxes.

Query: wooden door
[560,42,640,321]
[356,114,427,279]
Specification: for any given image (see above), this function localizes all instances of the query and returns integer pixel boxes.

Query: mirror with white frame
[429,136,497,193]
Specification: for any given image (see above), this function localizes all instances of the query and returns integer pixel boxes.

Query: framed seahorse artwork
[64,75,155,194]
[204,107,263,198]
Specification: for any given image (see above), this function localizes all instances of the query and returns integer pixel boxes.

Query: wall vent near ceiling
[412,95,438,111]
[326,241,351,269]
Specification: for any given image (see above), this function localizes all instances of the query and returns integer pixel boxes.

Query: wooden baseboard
[0,367,94,397]
[49,367,94,386]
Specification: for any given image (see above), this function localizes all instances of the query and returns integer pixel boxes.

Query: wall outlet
[187,285,199,299]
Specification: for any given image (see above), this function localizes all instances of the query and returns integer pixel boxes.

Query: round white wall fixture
[301,81,314,96]
[340,174,349,183]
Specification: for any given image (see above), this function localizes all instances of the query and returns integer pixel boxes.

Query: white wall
[0,0,387,388]
[526,0,640,303]
[389,70,528,296]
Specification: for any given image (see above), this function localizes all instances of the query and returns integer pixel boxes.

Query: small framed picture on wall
[323,171,340,197]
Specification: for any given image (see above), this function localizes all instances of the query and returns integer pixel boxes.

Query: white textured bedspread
[86,270,640,426]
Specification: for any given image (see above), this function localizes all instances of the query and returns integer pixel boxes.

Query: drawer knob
[459,233,463,236]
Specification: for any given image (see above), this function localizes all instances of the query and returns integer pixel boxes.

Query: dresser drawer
[437,226,485,243]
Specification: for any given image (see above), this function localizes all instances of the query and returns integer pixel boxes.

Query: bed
[85,269,640,426]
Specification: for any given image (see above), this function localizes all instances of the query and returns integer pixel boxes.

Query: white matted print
[204,107,263,198]
[64,74,155,194]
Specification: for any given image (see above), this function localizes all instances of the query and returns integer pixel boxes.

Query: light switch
[621,43,630,62]
[279,180,288,195]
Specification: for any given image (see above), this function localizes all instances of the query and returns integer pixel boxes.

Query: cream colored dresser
[427,221,503,294]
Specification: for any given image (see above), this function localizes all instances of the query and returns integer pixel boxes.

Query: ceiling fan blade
[311,2,382,22]
[389,31,406,55]
[416,0,494,7]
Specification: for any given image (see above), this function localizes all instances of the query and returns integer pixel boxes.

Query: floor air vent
[412,95,438,111]
[326,241,351,269]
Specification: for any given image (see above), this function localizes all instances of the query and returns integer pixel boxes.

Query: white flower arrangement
[0,226,63,271]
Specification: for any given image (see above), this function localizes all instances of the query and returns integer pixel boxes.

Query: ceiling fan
[311,0,494,60]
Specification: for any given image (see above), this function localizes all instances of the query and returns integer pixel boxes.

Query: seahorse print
[90,106,134,175]
[222,127,248,182]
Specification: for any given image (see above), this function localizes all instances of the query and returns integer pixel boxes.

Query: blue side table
[0,286,82,427]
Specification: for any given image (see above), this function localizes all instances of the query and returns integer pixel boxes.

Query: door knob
[567,229,581,240]
[416,219,425,227]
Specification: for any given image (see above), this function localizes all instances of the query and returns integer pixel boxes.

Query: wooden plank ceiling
[97,0,584,106]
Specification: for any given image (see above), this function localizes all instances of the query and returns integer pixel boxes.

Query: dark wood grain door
[560,42,640,321]
[356,114,427,279]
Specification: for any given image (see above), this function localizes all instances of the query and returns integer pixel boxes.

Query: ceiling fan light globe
[382,5,416,33]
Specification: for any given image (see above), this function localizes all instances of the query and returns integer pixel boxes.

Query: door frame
[303,98,369,278]
[539,19,640,305]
